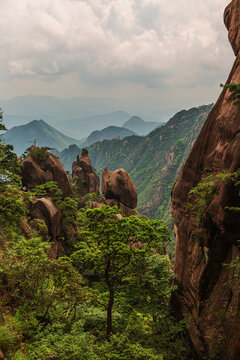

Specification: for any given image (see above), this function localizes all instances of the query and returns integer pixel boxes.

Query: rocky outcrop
[72,149,100,197]
[171,1,240,359]
[22,146,73,198]
[101,167,137,216]
[31,197,61,240]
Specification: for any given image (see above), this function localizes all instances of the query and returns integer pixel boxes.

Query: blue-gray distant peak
[122,116,161,136]
[2,119,83,155]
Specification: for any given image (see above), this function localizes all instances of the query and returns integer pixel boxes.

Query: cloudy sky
[0,0,235,114]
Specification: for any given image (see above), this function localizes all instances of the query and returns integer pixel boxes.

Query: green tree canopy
[71,206,170,340]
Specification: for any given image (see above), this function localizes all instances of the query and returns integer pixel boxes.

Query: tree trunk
[0,309,4,325]
[107,287,114,341]
[105,256,114,341]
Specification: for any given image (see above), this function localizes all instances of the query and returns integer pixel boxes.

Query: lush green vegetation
[224,82,240,106]
[0,111,195,359]
[187,169,240,225]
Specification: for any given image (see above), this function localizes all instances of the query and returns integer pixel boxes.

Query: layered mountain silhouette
[57,104,214,220]
[3,119,83,155]
[1,95,175,131]
[122,116,161,135]
[83,126,136,147]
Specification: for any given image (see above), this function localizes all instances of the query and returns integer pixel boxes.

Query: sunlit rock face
[72,148,100,197]
[171,1,240,359]
[101,167,137,216]
[22,146,73,198]
[21,146,75,248]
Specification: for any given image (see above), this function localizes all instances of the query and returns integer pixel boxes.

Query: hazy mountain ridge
[56,111,132,138]
[1,95,176,126]
[83,126,136,147]
[122,116,161,135]
[3,119,83,155]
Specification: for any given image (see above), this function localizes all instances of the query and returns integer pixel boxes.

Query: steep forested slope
[59,105,213,219]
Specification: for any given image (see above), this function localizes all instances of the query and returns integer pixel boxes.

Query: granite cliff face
[171,1,240,359]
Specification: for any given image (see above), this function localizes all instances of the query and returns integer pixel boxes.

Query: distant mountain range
[122,116,161,136]
[2,103,214,223]
[2,111,165,155]
[2,119,83,155]
[83,126,136,147]
[56,104,214,221]
[55,111,132,138]
[0,95,177,128]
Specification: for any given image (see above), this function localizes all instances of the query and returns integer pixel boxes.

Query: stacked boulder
[72,149,100,197]
[101,167,137,216]
[21,146,73,241]
[22,146,73,198]
[71,150,137,216]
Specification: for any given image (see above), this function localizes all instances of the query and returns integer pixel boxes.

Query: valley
[57,105,213,220]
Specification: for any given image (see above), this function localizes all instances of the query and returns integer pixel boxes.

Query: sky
[0,0,235,114]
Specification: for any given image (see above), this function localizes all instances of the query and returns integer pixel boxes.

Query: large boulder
[171,1,240,359]
[72,149,100,197]
[102,167,137,210]
[31,197,61,240]
[22,146,73,198]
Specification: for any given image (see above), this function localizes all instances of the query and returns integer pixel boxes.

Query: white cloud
[0,0,234,93]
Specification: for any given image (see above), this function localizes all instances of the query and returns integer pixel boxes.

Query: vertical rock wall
[171,1,240,359]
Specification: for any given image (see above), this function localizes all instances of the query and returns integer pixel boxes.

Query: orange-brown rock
[171,2,240,359]
[101,167,137,209]
[72,149,100,197]
[22,146,73,198]
[31,197,61,240]
[224,1,240,56]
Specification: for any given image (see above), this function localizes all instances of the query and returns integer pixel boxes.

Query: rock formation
[171,1,240,359]
[101,167,137,216]
[21,146,74,242]
[72,149,100,197]
[31,197,61,240]
[22,146,73,198]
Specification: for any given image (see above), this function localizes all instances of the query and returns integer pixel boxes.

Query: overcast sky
[0,0,235,113]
